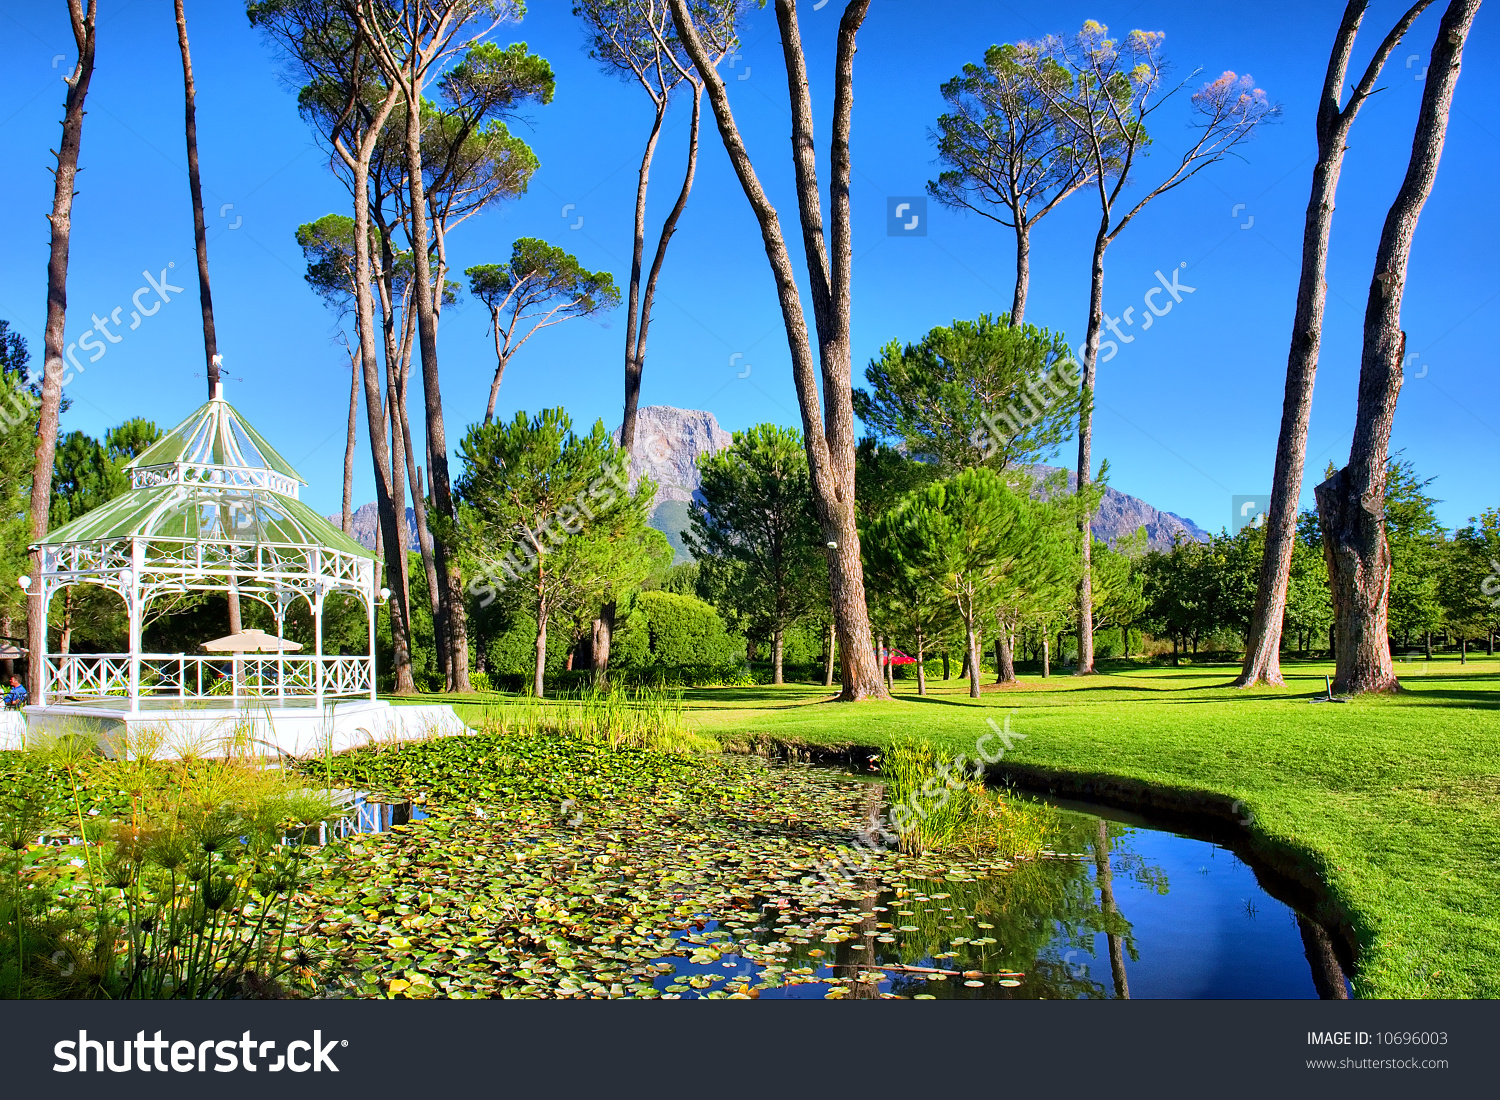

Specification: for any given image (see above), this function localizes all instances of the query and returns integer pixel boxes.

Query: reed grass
[883,742,1056,858]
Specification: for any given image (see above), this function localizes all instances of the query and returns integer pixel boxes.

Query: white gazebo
[9,384,467,757]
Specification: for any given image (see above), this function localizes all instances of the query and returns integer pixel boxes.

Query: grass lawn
[397,653,1499,999]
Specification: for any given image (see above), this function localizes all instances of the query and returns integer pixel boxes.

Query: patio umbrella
[201,628,302,653]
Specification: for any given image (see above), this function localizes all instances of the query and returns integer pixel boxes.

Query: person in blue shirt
[4,675,27,709]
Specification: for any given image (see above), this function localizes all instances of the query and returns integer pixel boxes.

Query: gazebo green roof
[42,484,374,559]
[41,391,375,560]
[128,395,307,483]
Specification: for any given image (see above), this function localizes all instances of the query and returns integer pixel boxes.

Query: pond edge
[725,735,1361,997]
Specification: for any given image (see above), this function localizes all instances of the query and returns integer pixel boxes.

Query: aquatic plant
[0,732,341,998]
[882,742,1057,858]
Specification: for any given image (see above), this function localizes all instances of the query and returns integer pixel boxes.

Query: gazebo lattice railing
[33,387,382,711]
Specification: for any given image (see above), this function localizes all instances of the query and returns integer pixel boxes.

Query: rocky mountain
[613,407,732,564]
[1027,464,1209,549]
[330,502,421,552]
[334,407,1207,559]
[613,405,732,508]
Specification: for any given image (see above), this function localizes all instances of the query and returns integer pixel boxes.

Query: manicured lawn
[404,655,1500,998]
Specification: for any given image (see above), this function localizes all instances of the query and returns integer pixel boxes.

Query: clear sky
[0,0,1495,532]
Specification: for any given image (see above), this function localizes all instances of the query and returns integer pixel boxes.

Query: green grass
[409,653,1500,998]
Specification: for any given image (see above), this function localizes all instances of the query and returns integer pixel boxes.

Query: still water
[653,803,1338,999]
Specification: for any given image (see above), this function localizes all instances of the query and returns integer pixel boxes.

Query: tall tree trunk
[1239,0,1434,687]
[332,72,411,693]
[772,627,785,685]
[1074,222,1107,676]
[1094,819,1130,999]
[965,626,981,699]
[27,0,96,701]
[619,104,664,456]
[397,387,443,665]
[941,651,950,680]
[1040,633,1050,678]
[597,88,707,687]
[673,0,885,701]
[1424,630,1432,660]
[399,64,470,694]
[175,0,219,401]
[342,342,359,534]
[59,591,72,655]
[1317,0,1478,696]
[994,618,1016,683]
[174,0,241,638]
[1010,223,1030,326]
[915,633,926,696]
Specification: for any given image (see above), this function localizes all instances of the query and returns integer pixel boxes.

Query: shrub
[618,591,744,670]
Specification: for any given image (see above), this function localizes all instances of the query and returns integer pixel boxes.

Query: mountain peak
[613,406,732,509]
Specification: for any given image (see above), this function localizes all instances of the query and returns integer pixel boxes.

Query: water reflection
[654,806,1332,999]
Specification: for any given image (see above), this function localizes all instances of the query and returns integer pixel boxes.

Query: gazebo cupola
[35,385,380,711]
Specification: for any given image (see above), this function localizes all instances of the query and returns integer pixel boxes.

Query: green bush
[617,591,744,670]
[483,613,574,679]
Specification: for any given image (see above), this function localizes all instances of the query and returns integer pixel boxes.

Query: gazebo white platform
[1,699,470,759]
[17,384,470,759]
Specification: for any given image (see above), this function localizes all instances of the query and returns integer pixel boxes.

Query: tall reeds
[882,742,1056,858]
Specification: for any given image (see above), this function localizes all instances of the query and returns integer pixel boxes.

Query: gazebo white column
[313,578,326,710]
[126,540,145,715]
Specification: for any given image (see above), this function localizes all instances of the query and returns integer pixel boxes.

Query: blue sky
[0,1,1495,531]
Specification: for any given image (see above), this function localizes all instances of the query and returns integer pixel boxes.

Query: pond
[650,798,1344,1000]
